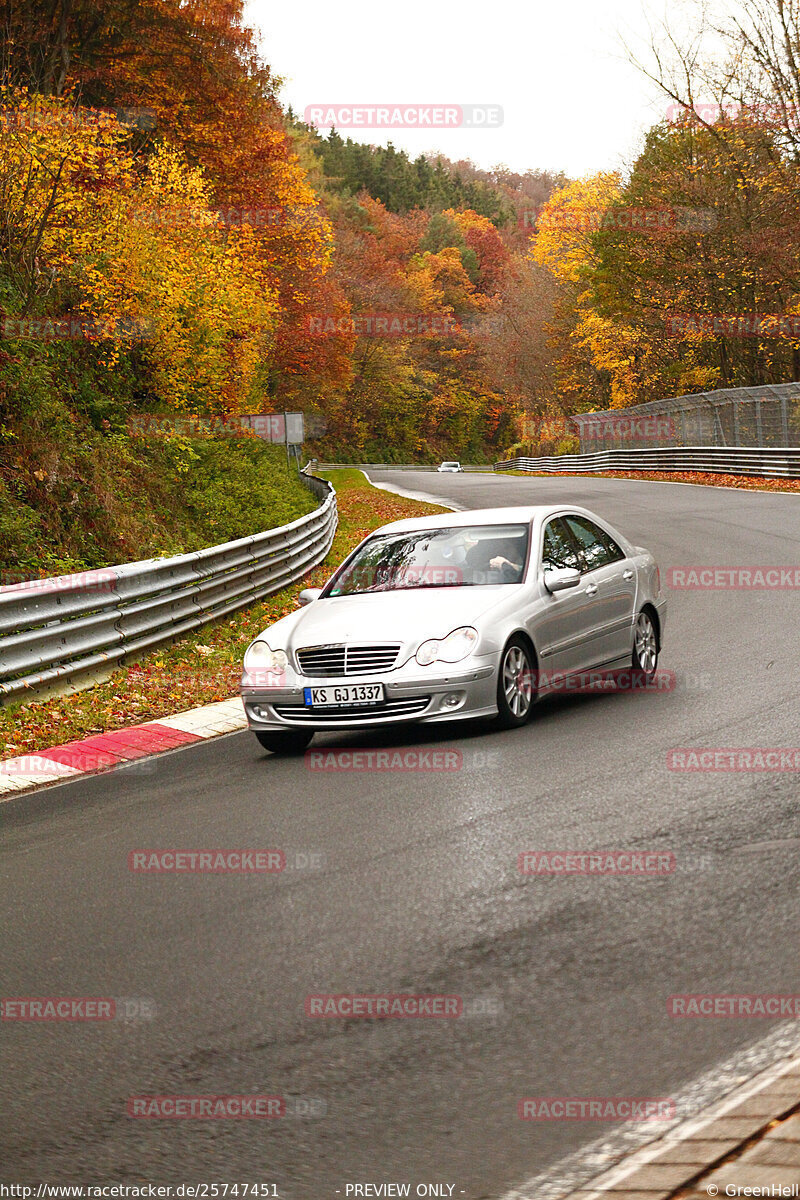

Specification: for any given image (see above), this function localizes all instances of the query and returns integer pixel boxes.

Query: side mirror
[298,588,322,606]
[544,567,582,594]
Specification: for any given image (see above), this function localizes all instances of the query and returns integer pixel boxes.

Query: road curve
[2,470,800,1197]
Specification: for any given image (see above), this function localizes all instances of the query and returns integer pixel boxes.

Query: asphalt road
[2,470,800,1198]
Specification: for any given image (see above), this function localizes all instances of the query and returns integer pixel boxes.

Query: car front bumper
[240,655,499,731]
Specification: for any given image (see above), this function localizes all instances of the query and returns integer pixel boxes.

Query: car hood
[260,586,514,652]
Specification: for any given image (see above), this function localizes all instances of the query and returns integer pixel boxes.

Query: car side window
[564,515,624,571]
[541,519,581,572]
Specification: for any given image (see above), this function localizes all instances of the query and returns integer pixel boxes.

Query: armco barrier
[493,447,800,479]
[0,470,337,703]
[312,462,491,472]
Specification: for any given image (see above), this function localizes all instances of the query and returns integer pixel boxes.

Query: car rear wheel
[255,730,313,755]
[632,610,658,678]
[496,637,535,729]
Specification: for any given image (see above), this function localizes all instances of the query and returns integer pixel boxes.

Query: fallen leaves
[564,469,800,493]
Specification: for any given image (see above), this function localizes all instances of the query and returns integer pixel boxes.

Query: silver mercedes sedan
[240,505,667,754]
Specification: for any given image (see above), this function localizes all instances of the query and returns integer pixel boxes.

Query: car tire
[255,730,314,755]
[495,636,536,729]
[631,609,658,679]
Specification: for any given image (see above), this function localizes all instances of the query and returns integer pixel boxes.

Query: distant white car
[437,461,463,473]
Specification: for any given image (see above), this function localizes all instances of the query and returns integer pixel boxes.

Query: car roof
[374,504,600,535]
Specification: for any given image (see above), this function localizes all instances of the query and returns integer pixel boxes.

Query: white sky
[243,0,681,179]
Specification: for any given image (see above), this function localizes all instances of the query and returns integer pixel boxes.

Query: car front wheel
[496,637,535,729]
[255,730,313,755]
[632,609,658,678]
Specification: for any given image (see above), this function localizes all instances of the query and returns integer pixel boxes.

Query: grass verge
[0,469,446,759]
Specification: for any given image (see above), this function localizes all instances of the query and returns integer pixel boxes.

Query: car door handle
[585,583,598,596]
[623,569,634,580]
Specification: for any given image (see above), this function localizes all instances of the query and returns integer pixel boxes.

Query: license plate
[303,684,385,708]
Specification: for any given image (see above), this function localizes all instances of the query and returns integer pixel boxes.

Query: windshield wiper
[332,581,472,596]
[393,581,469,590]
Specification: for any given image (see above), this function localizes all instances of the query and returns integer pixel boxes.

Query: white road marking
[359,470,466,510]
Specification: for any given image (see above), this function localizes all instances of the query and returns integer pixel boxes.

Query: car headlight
[243,640,288,674]
[416,639,440,666]
[415,626,478,667]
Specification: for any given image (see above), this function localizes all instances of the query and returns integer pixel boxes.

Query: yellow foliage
[530,173,643,407]
[0,89,279,412]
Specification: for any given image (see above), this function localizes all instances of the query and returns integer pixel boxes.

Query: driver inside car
[486,539,526,581]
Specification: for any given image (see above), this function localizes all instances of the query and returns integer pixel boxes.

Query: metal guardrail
[494,447,800,479]
[0,470,338,704]
[312,462,492,472]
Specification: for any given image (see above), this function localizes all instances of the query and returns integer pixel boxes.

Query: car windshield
[442,462,459,467]
[323,524,530,595]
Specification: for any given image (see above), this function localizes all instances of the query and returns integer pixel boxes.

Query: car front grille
[273,696,431,723]
[295,643,401,677]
